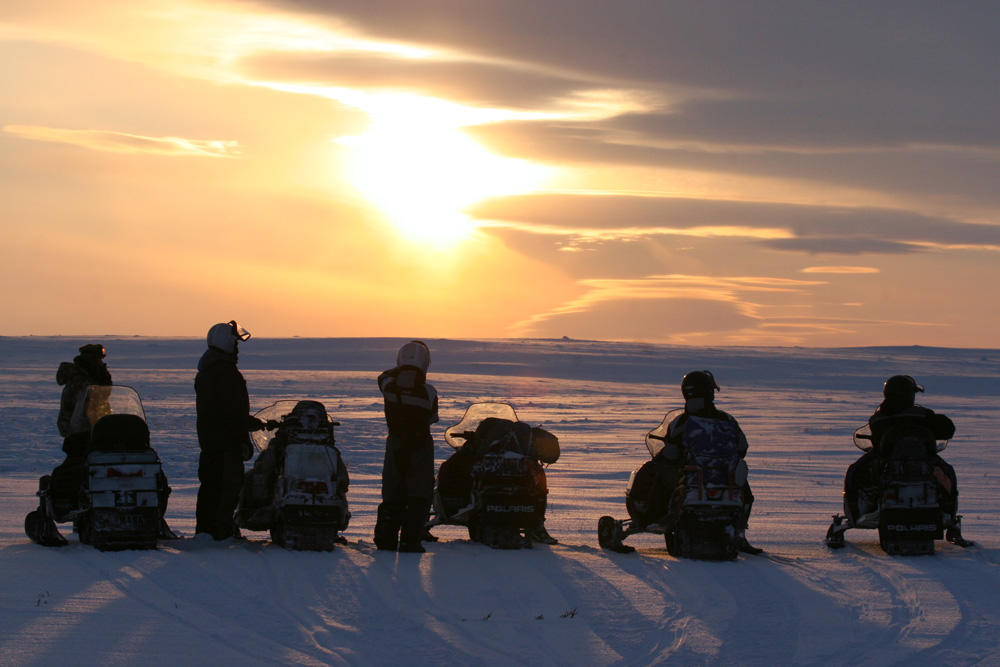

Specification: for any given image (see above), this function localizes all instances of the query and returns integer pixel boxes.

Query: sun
[336,95,549,244]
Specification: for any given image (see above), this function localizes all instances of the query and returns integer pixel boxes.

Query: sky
[2,1,999,346]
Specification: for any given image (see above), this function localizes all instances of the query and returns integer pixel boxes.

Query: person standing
[195,321,262,540]
[374,341,438,553]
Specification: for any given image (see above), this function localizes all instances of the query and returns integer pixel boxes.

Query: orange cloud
[801,266,880,274]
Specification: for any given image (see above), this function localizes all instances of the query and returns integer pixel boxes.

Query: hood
[56,361,86,386]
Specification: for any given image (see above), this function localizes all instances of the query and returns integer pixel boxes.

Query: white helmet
[396,340,430,372]
[207,320,251,353]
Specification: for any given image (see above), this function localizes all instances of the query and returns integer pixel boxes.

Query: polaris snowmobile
[825,422,972,555]
[25,385,169,551]
[427,402,560,549]
[598,409,750,560]
[236,400,349,551]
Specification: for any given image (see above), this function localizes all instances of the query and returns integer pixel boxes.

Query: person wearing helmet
[26,344,115,546]
[195,321,264,540]
[29,344,176,546]
[843,375,968,544]
[56,343,112,446]
[626,370,760,554]
[374,340,439,553]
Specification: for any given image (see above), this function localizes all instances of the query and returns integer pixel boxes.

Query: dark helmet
[78,343,106,358]
[883,374,924,406]
[681,370,720,400]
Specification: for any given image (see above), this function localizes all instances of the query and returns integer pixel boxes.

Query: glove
[248,416,266,432]
[265,419,281,431]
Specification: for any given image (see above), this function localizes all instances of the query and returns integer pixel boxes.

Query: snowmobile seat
[88,414,151,453]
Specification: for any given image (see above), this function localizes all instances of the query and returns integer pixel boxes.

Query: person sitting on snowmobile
[626,370,760,554]
[57,343,112,453]
[843,374,968,544]
[28,345,175,546]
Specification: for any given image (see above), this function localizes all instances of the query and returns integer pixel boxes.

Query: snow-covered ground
[1,337,998,666]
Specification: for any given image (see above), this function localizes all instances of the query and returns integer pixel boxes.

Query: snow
[1,337,999,666]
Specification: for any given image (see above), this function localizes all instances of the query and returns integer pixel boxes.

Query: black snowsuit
[844,403,958,522]
[195,347,256,539]
[374,365,438,550]
[627,406,754,529]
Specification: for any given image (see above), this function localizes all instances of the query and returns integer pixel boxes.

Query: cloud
[471,194,1000,254]
[3,125,241,157]
[513,273,824,338]
[801,266,880,275]
[240,51,596,110]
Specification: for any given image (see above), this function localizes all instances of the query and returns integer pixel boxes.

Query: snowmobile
[236,400,349,551]
[427,402,560,549]
[598,409,750,560]
[825,422,971,555]
[25,385,169,550]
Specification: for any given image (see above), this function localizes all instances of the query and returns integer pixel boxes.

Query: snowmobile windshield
[251,400,305,451]
[444,402,519,449]
[251,399,336,452]
[70,385,146,433]
[645,408,683,458]
[854,422,949,453]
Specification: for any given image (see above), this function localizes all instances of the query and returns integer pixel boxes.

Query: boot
[946,516,974,548]
[374,503,401,551]
[736,528,763,555]
[158,518,180,540]
[25,508,68,547]
[526,521,558,545]
[825,514,847,549]
[398,498,430,552]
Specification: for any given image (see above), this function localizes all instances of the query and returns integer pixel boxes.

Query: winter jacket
[665,406,748,461]
[56,357,111,438]
[869,404,955,451]
[377,366,438,440]
[195,348,253,455]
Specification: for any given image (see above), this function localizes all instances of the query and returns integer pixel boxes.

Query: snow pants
[375,434,434,549]
[196,446,244,540]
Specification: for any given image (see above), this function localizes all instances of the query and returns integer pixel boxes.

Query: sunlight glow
[336,94,550,244]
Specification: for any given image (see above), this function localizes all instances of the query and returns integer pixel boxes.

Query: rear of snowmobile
[28,385,165,550]
[241,400,349,551]
[599,409,746,560]
[826,423,965,555]
[429,402,552,549]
